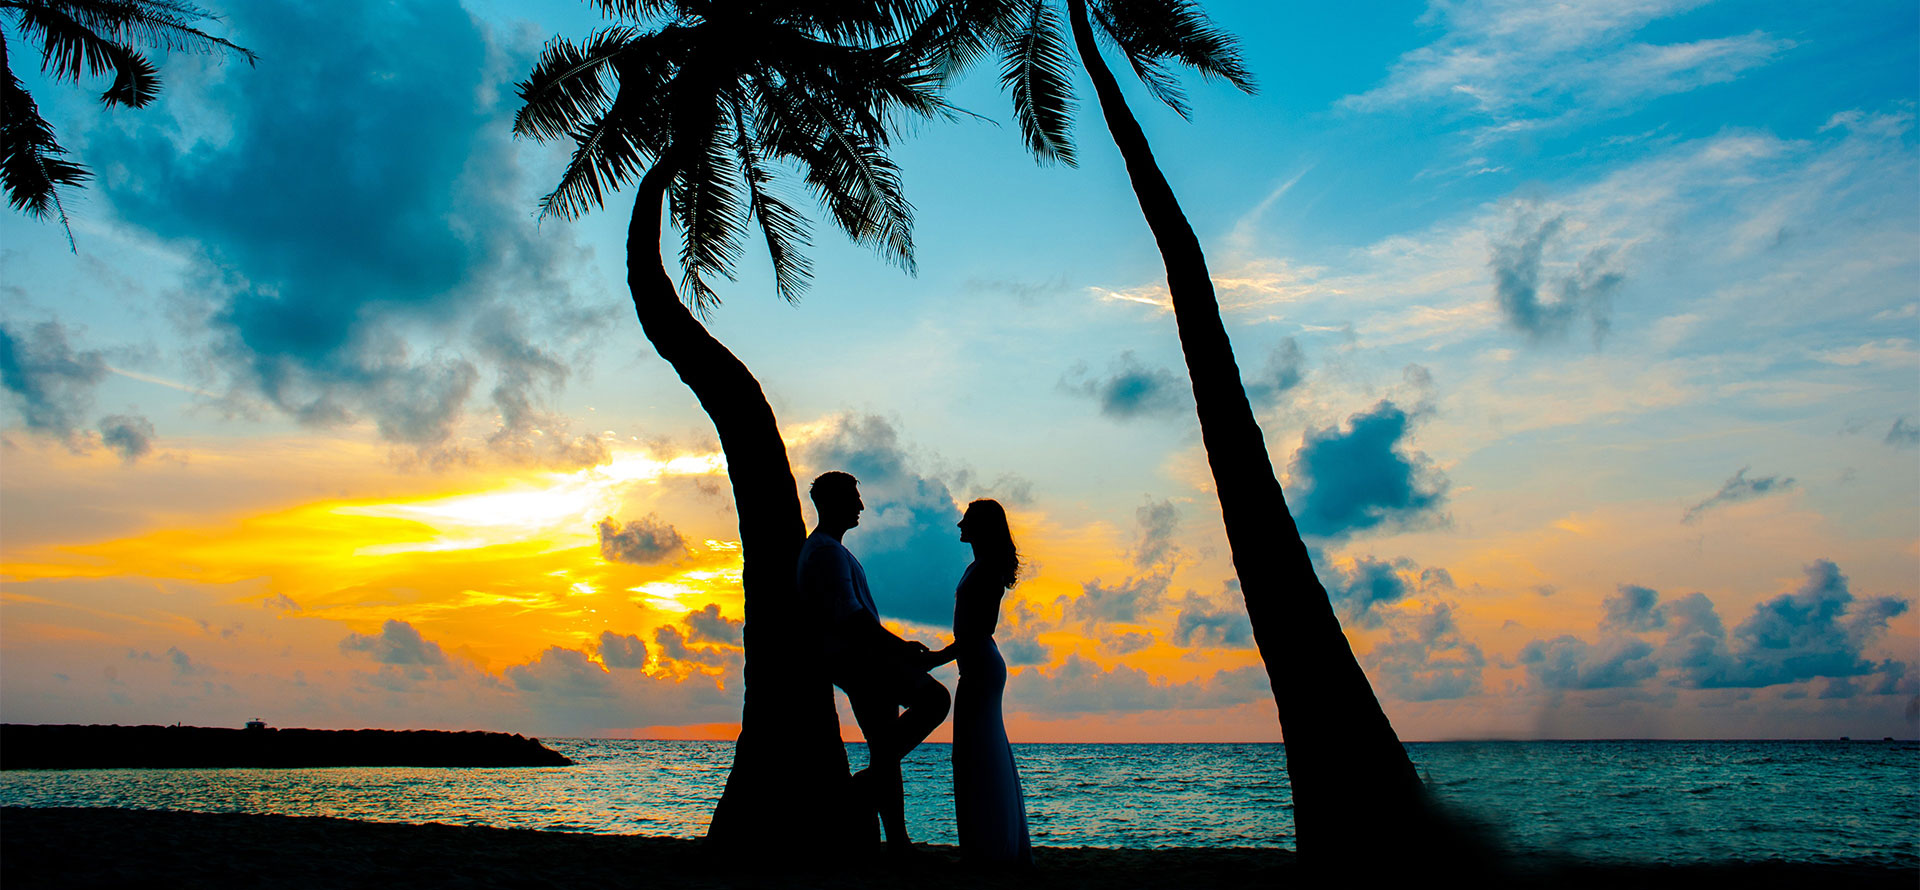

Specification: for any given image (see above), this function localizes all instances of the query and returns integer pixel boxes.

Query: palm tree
[513,0,942,854]
[924,0,1448,862]
[1,0,252,247]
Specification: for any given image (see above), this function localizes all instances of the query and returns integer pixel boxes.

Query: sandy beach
[3,807,1912,889]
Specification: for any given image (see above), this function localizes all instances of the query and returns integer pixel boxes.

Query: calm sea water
[2,740,1914,865]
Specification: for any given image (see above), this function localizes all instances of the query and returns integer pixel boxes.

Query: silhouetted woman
[928,499,1032,867]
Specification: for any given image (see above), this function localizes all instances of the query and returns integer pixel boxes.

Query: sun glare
[333,448,726,554]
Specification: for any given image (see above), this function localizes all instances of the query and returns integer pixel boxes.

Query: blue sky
[1,0,1915,740]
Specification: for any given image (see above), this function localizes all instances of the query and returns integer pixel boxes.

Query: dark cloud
[504,646,614,698]
[1365,603,1486,701]
[1489,213,1622,344]
[999,632,1050,666]
[1681,467,1795,524]
[98,414,155,463]
[998,601,1052,666]
[596,632,649,669]
[1105,631,1154,655]
[1519,635,1659,690]
[1064,574,1169,627]
[797,414,968,625]
[1130,499,1179,569]
[951,469,1036,508]
[0,321,107,448]
[653,626,733,669]
[964,275,1068,304]
[1244,337,1306,405]
[1524,560,1912,695]
[474,306,608,467]
[1171,590,1254,649]
[1603,584,1666,632]
[1008,654,1270,715]
[1886,417,1918,449]
[1287,400,1447,538]
[1325,556,1414,628]
[1060,351,1188,420]
[339,620,448,666]
[262,593,300,612]
[597,515,687,565]
[1711,560,1909,688]
[92,0,600,457]
[683,603,743,646]
[166,646,211,678]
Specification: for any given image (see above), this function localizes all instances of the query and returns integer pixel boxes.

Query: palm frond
[585,0,681,22]
[513,27,638,141]
[15,4,124,84]
[1091,4,1188,117]
[1,58,87,247]
[758,33,944,142]
[534,87,652,221]
[730,101,812,304]
[896,0,1022,84]
[21,0,256,63]
[999,0,1076,166]
[757,79,914,273]
[1095,0,1254,95]
[98,44,157,106]
[668,107,746,312]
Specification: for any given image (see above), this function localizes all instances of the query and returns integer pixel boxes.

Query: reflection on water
[2,740,1914,864]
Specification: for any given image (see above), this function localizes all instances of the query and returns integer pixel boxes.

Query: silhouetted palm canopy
[514,0,945,308]
[0,0,252,241]
[904,0,1253,163]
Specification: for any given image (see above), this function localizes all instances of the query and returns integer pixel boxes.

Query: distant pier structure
[245,718,268,731]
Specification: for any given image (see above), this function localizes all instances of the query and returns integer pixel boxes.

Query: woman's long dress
[951,563,1032,866]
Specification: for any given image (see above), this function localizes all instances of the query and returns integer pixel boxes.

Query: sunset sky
[2,0,1915,742]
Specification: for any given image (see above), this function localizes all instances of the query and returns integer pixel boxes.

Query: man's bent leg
[895,674,950,762]
[848,676,951,849]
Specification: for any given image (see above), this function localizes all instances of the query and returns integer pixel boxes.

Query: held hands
[918,643,957,671]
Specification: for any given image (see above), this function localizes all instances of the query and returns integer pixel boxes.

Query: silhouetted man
[800,471,950,852]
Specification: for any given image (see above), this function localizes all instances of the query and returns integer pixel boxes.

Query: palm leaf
[668,103,746,311]
[15,4,123,83]
[535,107,649,221]
[896,0,1022,84]
[27,0,255,63]
[584,0,681,22]
[1,57,87,246]
[1096,0,1253,94]
[1090,4,1189,117]
[98,44,157,106]
[998,0,1076,165]
[513,27,638,141]
[731,100,812,304]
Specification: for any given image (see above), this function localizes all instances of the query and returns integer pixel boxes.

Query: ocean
[2,740,1914,865]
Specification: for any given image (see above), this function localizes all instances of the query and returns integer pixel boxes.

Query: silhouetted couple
[799,471,1031,867]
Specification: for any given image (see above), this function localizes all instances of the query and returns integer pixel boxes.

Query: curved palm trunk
[624,161,870,855]
[1064,0,1434,863]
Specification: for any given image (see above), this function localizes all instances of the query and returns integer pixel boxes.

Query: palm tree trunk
[1064,0,1432,863]
[624,160,870,855]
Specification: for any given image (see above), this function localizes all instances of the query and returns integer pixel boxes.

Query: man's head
[810,471,863,532]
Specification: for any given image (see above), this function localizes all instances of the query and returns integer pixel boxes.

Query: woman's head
[959,499,1019,588]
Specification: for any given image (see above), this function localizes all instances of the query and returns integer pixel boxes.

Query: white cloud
[1343,0,1790,137]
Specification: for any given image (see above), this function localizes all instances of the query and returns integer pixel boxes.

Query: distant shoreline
[2,807,1912,890]
[0,724,572,769]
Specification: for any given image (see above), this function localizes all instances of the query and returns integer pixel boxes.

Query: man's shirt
[798,528,880,661]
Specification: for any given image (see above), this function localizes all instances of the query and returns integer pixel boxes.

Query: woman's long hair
[965,499,1020,588]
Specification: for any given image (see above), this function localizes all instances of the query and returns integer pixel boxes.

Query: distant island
[0,723,573,769]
